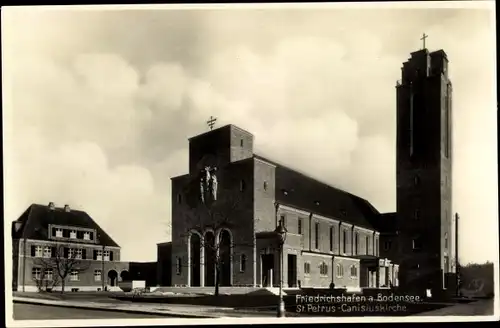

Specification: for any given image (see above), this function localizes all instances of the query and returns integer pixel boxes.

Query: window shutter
[63,229,69,238]
[51,247,56,258]
[64,247,69,258]
[109,251,114,261]
[82,249,87,259]
[93,250,97,260]
[89,232,94,240]
[31,245,36,257]
[77,231,83,239]
[52,227,56,237]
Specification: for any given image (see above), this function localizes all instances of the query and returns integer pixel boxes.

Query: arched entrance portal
[108,270,118,287]
[190,233,201,287]
[219,229,232,287]
[204,231,215,286]
[120,270,130,282]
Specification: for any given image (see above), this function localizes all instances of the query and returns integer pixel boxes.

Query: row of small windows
[280,215,379,255]
[32,268,81,281]
[31,245,113,261]
[304,262,358,278]
[51,227,94,241]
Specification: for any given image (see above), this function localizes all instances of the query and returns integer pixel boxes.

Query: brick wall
[17,241,128,291]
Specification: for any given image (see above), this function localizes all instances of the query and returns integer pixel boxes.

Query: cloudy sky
[3,3,497,264]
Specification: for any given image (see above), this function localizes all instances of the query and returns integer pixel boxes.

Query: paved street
[13,303,167,320]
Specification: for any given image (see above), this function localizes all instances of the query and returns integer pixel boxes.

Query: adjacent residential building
[11,202,129,292]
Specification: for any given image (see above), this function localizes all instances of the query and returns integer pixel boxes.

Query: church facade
[168,47,456,295]
[170,125,399,291]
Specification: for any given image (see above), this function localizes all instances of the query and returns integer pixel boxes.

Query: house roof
[11,203,120,247]
[254,154,380,231]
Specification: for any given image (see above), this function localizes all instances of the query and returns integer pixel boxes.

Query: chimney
[12,221,23,237]
[64,205,71,212]
[48,202,55,210]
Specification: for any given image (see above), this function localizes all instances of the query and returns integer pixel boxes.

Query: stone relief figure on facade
[210,167,218,201]
[200,166,218,204]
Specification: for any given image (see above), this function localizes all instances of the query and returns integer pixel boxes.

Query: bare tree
[177,166,255,296]
[33,243,91,293]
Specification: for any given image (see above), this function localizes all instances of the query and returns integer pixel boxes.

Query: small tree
[33,243,91,294]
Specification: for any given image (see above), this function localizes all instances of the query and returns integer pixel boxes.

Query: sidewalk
[411,299,495,316]
[13,296,236,318]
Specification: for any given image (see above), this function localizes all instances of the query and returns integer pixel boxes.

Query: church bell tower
[395,41,454,296]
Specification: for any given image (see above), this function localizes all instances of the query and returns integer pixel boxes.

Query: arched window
[336,264,344,278]
[304,262,311,275]
[350,265,358,278]
[319,262,328,276]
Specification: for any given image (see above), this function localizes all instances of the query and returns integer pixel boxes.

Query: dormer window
[83,232,91,241]
[70,230,77,239]
[55,229,63,238]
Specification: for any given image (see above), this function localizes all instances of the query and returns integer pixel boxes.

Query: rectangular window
[96,250,103,261]
[103,250,110,261]
[94,270,102,281]
[342,230,347,254]
[240,254,247,272]
[314,222,319,249]
[55,229,63,238]
[68,248,75,259]
[70,230,77,239]
[34,246,43,257]
[375,238,379,256]
[329,227,334,252]
[84,232,91,240]
[354,233,359,255]
[43,246,51,258]
[32,268,42,280]
[298,219,302,235]
[44,269,53,281]
[280,215,286,228]
[70,270,79,281]
[412,237,422,251]
[365,236,370,255]
[176,257,182,275]
[75,249,83,259]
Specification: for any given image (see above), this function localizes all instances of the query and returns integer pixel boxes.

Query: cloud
[3,6,496,263]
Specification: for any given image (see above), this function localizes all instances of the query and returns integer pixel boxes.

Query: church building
[168,46,457,296]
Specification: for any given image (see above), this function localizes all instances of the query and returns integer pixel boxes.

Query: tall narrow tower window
[409,86,415,158]
[444,84,451,158]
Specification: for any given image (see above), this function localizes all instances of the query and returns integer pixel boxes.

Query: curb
[13,298,220,319]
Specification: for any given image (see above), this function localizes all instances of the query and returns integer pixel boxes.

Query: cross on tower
[207,116,217,130]
[420,33,428,49]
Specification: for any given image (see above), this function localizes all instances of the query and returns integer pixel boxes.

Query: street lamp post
[274,220,287,318]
